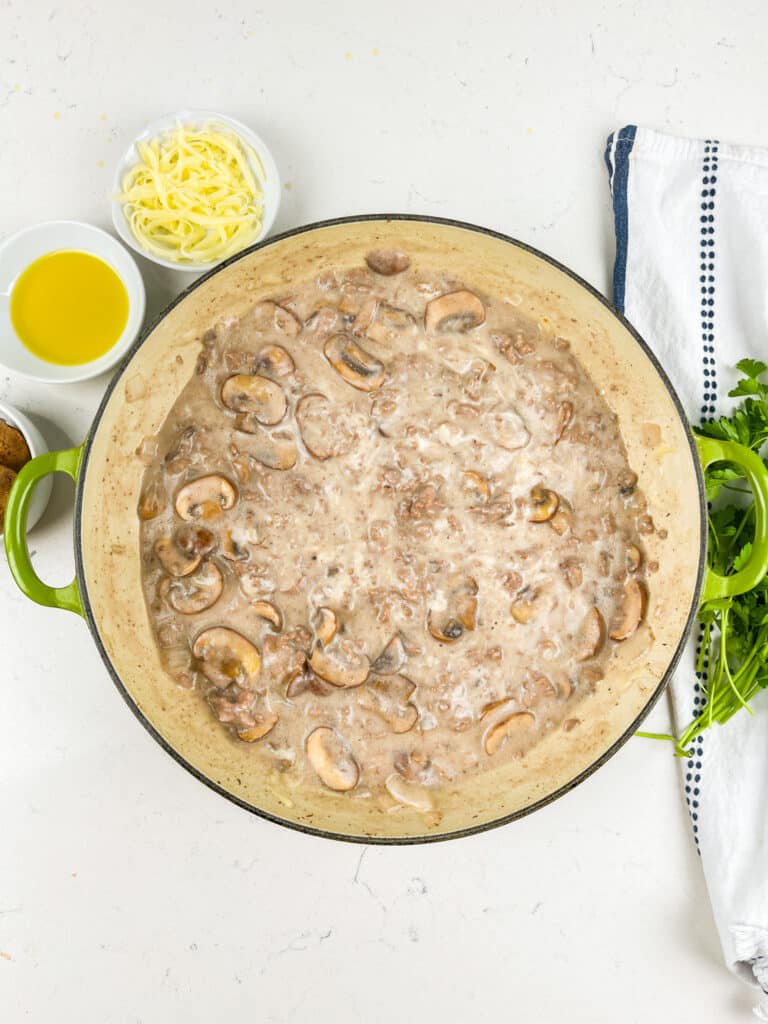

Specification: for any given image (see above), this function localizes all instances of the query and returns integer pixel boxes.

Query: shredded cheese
[119,123,266,265]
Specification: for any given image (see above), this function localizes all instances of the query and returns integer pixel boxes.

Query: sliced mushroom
[351,296,378,335]
[313,607,339,646]
[456,578,479,630]
[480,697,515,719]
[175,475,237,521]
[392,705,420,735]
[251,300,302,336]
[484,711,535,755]
[273,305,302,336]
[177,524,216,558]
[484,408,530,451]
[255,344,295,378]
[285,665,333,699]
[221,374,287,426]
[554,673,573,699]
[609,579,647,641]
[324,334,385,391]
[371,634,407,675]
[427,613,465,644]
[428,578,478,642]
[462,470,491,504]
[154,533,204,577]
[393,750,431,783]
[626,544,643,573]
[306,727,359,792]
[574,607,606,661]
[362,675,418,734]
[385,773,434,811]
[555,402,573,444]
[237,709,279,742]
[425,290,485,333]
[365,304,416,344]
[237,426,298,471]
[296,393,357,460]
[283,667,304,699]
[305,306,342,338]
[309,644,370,688]
[161,561,223,614]
[219,529,249,562]
[365,249,410,275]
[253,600,283,631]
[529,486,559,523]
[193,627,261,689]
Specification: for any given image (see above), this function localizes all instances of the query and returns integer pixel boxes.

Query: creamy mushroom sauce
[138,251,651,821]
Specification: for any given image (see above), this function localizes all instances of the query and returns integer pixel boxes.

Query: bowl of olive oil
[0,221,145,383]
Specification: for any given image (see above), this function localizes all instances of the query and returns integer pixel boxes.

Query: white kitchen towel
[605,125,768,1018]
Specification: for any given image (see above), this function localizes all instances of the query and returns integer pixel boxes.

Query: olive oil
[10,250,129,365]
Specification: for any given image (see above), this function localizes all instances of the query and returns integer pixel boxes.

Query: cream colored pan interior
[78,217,704,841]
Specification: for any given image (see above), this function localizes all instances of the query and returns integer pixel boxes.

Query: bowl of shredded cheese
[112,110,280,271]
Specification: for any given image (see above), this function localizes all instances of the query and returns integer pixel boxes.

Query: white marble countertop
[1,2,765,1020]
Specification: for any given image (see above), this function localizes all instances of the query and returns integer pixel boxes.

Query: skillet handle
[4,445,85,616]
[695,434,768,602]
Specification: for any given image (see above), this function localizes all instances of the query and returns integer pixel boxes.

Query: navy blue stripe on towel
[605,125,637,314]
[686,139,720,849]
[700,140,720,422]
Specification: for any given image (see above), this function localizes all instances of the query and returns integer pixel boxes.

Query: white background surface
[1,2,766,1021]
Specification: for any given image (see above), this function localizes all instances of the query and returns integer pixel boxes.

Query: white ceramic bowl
[111,109,281,272]
[0,221,146,384]
[0,400,51,533]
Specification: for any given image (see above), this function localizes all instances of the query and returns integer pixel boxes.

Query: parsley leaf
[734,357,768,381]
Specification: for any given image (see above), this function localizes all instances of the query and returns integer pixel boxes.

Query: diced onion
[118,123,266,265]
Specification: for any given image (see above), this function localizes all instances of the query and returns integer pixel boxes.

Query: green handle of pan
[3,445,86,616]
[696,434,768,602]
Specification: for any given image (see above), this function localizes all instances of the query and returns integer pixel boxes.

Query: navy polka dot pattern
[700,141,719,422]
[687,630,708,848]
[686,140,719,850]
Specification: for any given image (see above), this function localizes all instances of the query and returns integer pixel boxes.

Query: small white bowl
[0,220,146,384]
[0,400,51,533]
[112,109,281,272]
